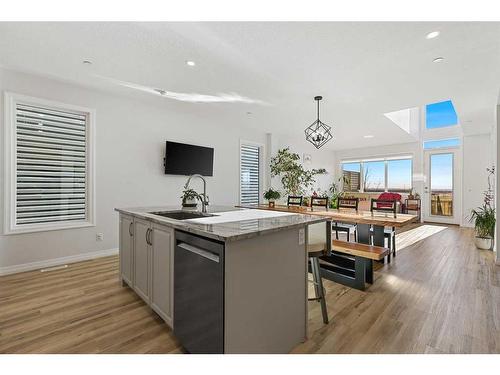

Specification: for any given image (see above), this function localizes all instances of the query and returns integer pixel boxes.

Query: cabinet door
[150,224,174,327]
[119,215,134,286]
[133,218,151,302]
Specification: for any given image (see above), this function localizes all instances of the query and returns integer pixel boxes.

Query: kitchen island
[115,205,327,354]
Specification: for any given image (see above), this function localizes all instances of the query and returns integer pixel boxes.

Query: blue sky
[430,153,453,190]
[343,160,412,190]
[426,100,458,129]
[424,138,461,149]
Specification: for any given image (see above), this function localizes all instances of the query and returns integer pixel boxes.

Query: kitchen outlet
[96,233,104,241]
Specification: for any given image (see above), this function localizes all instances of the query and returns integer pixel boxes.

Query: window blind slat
[240,144,260,205]
[15,102,88,226]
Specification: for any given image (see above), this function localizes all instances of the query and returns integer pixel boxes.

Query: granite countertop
[115,205,327,242]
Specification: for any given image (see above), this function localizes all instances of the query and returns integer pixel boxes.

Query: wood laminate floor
[1,224,499,354]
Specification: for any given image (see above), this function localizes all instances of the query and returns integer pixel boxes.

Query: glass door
[423,149,461,224]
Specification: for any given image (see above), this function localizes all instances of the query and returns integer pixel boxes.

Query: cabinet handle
[145,228,150,245]
[149,229,153,246]
[129,222,133,236]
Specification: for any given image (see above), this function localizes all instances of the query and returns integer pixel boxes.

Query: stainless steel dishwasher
[174,230,224,354]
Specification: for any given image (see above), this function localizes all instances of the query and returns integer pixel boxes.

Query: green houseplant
[263,188,281,208]
[181,185,201,208]
[468,166,496,250]
[270,148,327,198]
[328,176,348,208]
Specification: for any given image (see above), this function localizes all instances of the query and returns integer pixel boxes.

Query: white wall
[462,134,493,227]
[0,69,267,271]
[496,105,499,263]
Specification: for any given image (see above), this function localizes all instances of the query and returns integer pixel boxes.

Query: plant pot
[474,236,493,250]
[268,201,275,208]
[182,198,198,208]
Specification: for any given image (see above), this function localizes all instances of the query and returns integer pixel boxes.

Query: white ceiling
[0,22,499,150]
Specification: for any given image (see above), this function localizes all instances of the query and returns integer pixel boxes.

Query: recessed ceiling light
[186,60,196,67]
[82,60,93,65]
[363,135,374,139]
[433,57,444,63]
[426,31,440,39]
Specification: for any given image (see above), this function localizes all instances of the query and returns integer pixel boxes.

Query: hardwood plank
[0,225,498,354]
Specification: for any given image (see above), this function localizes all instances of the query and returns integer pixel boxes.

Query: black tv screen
[164,141,214,176]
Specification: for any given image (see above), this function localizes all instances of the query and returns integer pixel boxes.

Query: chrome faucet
[185,174,208,213]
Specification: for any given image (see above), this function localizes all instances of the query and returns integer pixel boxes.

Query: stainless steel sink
[149,210,216,220]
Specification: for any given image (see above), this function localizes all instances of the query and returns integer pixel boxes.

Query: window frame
[423,137,462,150]
[238,140,264,205]
[3,92,96,235]
[341,155,413,193]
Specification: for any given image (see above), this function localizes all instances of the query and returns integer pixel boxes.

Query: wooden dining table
[239,204,417,290]
[239,204,416,247]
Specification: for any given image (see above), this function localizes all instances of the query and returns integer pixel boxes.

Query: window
[363,161,385,192]
[387,159,412,192]
[423,138,461,150]
[341,157,412,193]
[342,162,361,192]
[4,93,95,234]
[239,143,261,205]
[425,100,458,129]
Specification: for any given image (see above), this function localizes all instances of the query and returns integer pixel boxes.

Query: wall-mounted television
[164,141,214,176]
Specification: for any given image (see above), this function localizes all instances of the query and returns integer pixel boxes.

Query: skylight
[425,100,458,129]
[384,107,420,138]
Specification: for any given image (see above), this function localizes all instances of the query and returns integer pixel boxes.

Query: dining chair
[370,198,397,262]
[310,196,329,211]
[287,195,303,207]
[331,197,358,242]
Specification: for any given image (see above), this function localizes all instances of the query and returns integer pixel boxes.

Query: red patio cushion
[377,192,402,208]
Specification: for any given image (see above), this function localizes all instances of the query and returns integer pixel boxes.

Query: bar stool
[307,224,329,324]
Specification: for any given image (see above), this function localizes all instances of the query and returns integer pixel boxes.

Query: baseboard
[0,248,119,276]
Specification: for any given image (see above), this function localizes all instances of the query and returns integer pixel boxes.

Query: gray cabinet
[119,214,134,286]
[150,224,174,326]
[133,218,151,303]
[119,214,174,328]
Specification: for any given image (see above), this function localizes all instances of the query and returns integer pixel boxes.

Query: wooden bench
[321,240,388,290]
[307,224,388,291]
[331,240,388,260]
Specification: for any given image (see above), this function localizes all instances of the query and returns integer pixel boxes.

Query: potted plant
[469,204,496,249]
[269,148,327,196]
[408,188,415,200]
[468,166,496,250]
[328,176,348,208]
[263,188,281,208]
[181,186,201,208]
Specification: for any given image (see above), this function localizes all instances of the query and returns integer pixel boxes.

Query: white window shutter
[15,103,88,225]
[240,144,260,205]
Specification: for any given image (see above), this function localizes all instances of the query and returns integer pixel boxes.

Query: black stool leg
[311,257,328,324]
[309,257,320,299]
[387,236,391,263]
[392,230,396,257]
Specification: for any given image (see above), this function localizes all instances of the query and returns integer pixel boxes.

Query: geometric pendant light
[304,96,333,149]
